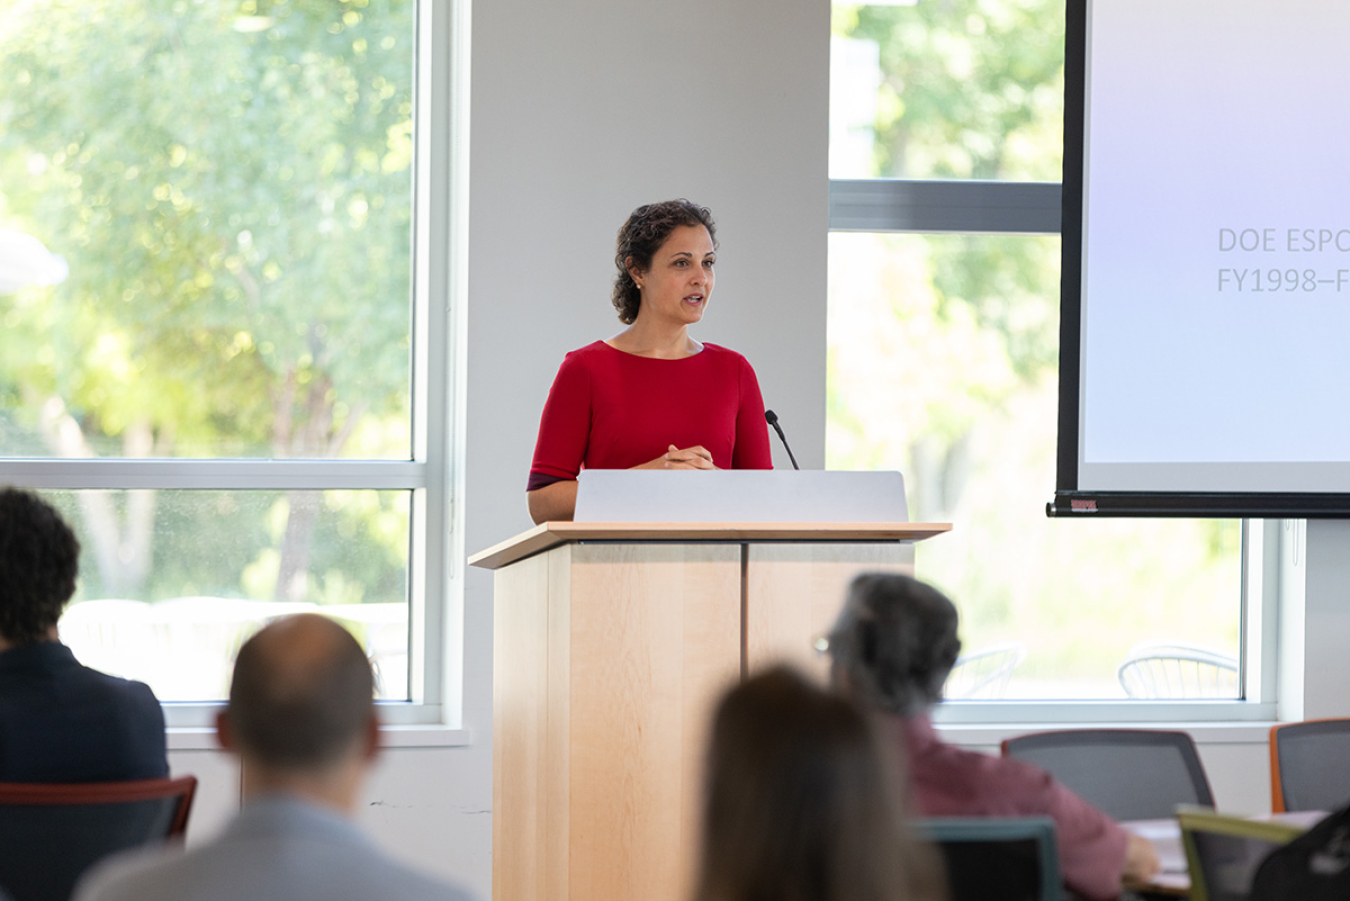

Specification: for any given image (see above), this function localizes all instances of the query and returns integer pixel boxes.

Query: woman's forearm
[527,480,578,524]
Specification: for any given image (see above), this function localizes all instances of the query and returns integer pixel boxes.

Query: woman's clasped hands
[639,444,717,470]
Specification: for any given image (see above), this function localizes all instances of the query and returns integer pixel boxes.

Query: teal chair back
[916,816,1063,901]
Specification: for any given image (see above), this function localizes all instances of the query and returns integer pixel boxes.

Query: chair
[916,816,1063,901]
[945,641,1027,700]
[1001,728,1214,821]
[1177,806,1305,901]
[1117,641,1240,699]
[0,776,197,901]
[1269,718,1350,812]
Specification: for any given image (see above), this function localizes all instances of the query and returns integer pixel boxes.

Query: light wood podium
[469,521,949,901]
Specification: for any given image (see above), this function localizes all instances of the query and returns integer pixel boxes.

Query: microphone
[764,409,800,471]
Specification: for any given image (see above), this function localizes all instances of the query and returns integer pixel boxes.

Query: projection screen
[1053,0,1350,517]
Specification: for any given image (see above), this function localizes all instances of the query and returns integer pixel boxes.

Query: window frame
[3,0,461,730]
[826,178,1279,723]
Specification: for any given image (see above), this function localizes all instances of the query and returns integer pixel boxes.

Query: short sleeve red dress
[528,340,773,489]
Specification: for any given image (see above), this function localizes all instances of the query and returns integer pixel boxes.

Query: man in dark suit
[0,486,168,782]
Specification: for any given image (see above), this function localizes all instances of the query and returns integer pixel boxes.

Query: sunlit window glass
[0,0,422,711]
[0,0,414,460]
[49,489,411,702]
[830,0,1065,181]
[827,232,1241,699]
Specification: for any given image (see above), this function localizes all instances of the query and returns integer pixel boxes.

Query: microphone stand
[764,409,800,470]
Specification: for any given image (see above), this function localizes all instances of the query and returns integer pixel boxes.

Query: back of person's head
[0,486,80,645]
[694,665,941,901]
[226,613,375,770]
[827,573,962,717]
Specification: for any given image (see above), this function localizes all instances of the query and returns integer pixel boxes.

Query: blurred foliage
[827,4,1241,697]
[0,0,414,603]
[42,489,409,606]
[833,0,1064,180]
[828,233,1242,696]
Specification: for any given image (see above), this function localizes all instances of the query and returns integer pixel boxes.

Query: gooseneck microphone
[764,409,800,471]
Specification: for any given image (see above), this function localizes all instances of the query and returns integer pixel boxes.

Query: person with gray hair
[74,614,476,901]
[826,573,1159,901]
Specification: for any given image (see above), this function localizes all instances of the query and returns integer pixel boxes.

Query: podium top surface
[467,521,951,571]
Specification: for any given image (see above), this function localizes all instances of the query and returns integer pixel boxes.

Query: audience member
[692,664,945,901]
[825,573,1159,901]
[0,486,167,782]
[74,613,476,901]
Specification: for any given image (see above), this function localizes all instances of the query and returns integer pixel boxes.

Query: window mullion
[0,459,427,490]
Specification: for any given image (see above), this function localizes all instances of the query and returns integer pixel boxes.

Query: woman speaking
[526,200,773,524]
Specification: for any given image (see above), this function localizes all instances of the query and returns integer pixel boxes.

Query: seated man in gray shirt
[75,613,476,901]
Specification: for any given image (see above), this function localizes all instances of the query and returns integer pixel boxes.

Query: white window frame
[827,178,1281,724]
[4,0,464,732]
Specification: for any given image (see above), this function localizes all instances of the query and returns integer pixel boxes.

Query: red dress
[528,340,773,489]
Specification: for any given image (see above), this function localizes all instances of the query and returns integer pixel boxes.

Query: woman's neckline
[600,337,706,360]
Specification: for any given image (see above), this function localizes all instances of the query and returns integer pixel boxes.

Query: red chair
[0,775,197,901]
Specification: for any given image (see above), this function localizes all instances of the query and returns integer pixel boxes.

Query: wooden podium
[469,521,949,901]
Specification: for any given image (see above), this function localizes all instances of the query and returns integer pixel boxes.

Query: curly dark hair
[611,199,717,324]
[826,573,963,716]
[0,487,81,644]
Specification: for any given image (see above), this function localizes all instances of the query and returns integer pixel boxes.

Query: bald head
[227,614,375,770]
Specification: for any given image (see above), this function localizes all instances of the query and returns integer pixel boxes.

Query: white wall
[1291,520,1350,722]
[451,3,827,891]
[167,1,832,898]
[167,1,1350,897]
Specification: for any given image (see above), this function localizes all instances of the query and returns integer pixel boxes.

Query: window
[830,0,1063,182]
[0,0,455,723]
[828,1,1266,713]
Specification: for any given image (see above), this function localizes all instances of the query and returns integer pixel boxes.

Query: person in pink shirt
[825,573,1160,901]
[526,199,772,524]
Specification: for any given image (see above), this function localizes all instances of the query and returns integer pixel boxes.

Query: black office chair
[916,816,1063,901]
[1269,718,1350,813]
[1001,728,1214,821]
[0,775,197,901]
